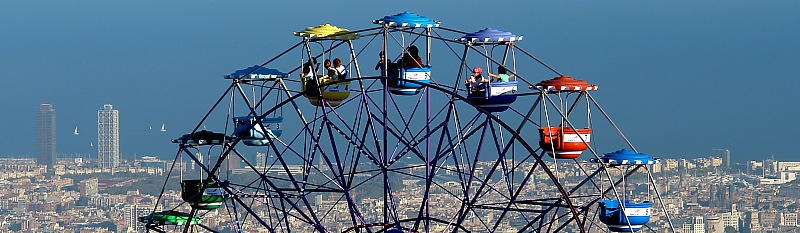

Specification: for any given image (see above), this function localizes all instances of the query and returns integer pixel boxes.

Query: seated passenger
[465,67,486,91]
[333,58,347,79]
[326,69,337,82]
[305,59,327,97]
[401,45,423,68]
[374,51,396,75]
[487,66,514,83]
[301,65,314,80]
[301,58,317,80]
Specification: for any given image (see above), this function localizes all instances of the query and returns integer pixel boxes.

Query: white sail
[160,123,166,132]
[74,127,79,136]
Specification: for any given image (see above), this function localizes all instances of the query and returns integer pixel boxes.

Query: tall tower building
[97,104,120,169]
[36,104,57,168]
[712,149,730,168]
[724,149,730,168]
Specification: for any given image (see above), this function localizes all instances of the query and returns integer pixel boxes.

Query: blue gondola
[386,66,432,95]
[466,81,518,112]
[592,149,659,232]
[459,28,522,112]
[599,200,653,232]
[233,116,283,146]
[374,12,438,96]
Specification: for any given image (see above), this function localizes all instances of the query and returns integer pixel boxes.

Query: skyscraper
[724,149,730,168]
[36,104,56,168]
[712,148,731,168]
[97,104,120,169]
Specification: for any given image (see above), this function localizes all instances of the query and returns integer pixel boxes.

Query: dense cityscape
[0,103,793,232]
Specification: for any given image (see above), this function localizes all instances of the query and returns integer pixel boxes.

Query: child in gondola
[487,66,514,83]
[332,58,346,80]
[374,51,396,75]
[466,67,486,92]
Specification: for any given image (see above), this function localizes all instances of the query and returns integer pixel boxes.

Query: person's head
[402,52,412,62]
[379,51,385,59]
[324,59,331,68]
[302,66,311,74]
[497,66,507,74]
[408,45,419,56]
[472,67,482,75]
[333,58,342,67]
[304,57,316,67]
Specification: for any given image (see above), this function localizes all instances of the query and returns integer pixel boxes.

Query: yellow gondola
[295,24,357,107]
[301,75,351,107]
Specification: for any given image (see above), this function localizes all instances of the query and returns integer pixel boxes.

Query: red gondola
[539,127,591,159]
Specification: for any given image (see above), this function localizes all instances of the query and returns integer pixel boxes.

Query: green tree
[725,226,737,233]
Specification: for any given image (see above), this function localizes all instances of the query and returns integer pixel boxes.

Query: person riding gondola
[323,59,332,74]
[487,66,513,83]
[332,58,346,80]
[401,45,423,68]
[302,58,318,81]
[375,51,396,75]
[466,67,486,91]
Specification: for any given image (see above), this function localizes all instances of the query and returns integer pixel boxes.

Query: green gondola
[139,210,202,226]
[181,179,229,210]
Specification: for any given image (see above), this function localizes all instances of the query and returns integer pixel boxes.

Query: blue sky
[2,1,799,162]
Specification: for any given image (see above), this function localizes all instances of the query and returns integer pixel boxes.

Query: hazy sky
[2,1,799,162]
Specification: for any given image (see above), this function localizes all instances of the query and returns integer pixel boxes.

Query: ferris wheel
[142,12,676,233]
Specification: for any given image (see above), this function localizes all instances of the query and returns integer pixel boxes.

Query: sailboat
[160,123,166,132]
[74,127,79,136]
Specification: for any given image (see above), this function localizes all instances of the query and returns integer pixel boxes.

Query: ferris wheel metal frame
[144,12,676,233]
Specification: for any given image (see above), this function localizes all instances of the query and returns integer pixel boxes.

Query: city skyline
[0,150,796,232]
